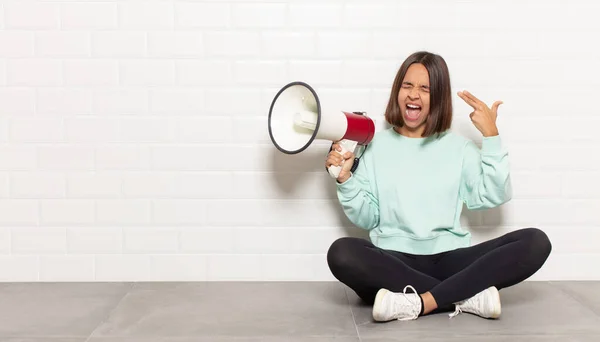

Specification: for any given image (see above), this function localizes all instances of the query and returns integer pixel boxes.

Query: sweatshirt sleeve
[335,147,380,230]
[459,135,512,210]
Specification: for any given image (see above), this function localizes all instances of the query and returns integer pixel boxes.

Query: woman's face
[397,63,431,133]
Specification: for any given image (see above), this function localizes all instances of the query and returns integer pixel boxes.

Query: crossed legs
[327,228,552,316]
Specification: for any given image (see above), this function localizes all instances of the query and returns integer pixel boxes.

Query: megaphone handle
[328,139,358,179]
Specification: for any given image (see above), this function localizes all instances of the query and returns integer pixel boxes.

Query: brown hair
[384,51,453,137]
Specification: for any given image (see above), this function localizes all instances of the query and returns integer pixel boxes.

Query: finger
[462,90,484,106]
[328,155,341,164]
[458,91,478,109]
[461,91,487,111]
[343,152,353,159]
[327,155,341,164]
[491,101,503,114]
[326,159,342,167]
[332,156,343,166]
[332,143,341,152]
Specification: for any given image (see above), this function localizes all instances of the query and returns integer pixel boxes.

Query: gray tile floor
[0,281,599,341]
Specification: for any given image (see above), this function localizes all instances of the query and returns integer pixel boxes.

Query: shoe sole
[372,288,390,322]
[488,286,501,319]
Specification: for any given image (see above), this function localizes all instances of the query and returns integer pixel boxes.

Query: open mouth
[406,104,421,120]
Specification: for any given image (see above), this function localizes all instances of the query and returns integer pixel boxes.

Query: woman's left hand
[458,90,502,137]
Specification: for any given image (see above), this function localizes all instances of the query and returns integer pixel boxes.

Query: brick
[175,117,233,143]
[180,227,235,253]
[35,32,90,57]
[4,2,59,29]
[341,61,399,87]
[0,256,39,281]
[118,117,177,143]
[93,88,149,115]
[316,31,372,59]
[96,200,151,226]
[175,3,230,28]
[91,32,146,57]
[0,173,8,199]
[38,146,95,171]
[0,89,35,115]
[176,61,232,86]
[231,172,336,200]
[122,172,232,199]
[11,227,66,254]
[67,172,122,199]
[64,117,120,143]
[37,88,93,116]
[61,2,118,29]
[148,32,203,57]
[119,60,175,86]
[289,4,343,28]
[261,32,314,58]
[207,254,261,281]
[0,228,9,254]
[0,32,34,57]
[0,146,37,171]
[95,145,151,171]
[6,59,62,86]
[9,118,64,143]
[119,1,174,29]
[205,31,260,57]
[152,199,206,225]
[40,200,95,226]
[204,88,261,115]
[288,61,341,85]
[234,61,286,86]
[10,172,66,199]
[232,3,286,28]
[123,227,179,253]
[67,227,122,254]
[562,172,600,199]
[344,4,398,28]
[150,88,204,114]
[40,256,95,281]
[150,146,208,171]
[64,60,118,86]
[150,255,208,281]
[95,255,152,281]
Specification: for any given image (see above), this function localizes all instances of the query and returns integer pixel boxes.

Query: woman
[325,51,552,322]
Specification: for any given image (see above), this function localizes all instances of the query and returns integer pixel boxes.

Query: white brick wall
[0,0,598,282]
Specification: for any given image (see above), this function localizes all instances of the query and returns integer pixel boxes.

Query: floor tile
[0,338,85,342]
[345,281,600,339]
[88,337,359,342]
[0,283,132,339]
[550,281,600,316]
[361,334,600,342]
[89,282,357,339]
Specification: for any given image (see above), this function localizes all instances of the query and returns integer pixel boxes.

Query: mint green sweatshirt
[336,127,512,255]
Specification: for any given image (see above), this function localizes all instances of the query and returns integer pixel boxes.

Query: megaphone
[268,81,376,179]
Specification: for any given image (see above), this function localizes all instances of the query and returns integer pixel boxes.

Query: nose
[408,88,420,99]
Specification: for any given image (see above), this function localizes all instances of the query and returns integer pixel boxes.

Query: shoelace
[449,305,462,318]
[449,295,477,319]
[394,285,421,321]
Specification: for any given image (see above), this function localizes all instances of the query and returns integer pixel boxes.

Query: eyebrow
[402,81,429,88]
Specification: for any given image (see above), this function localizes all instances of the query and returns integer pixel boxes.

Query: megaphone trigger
[327,139,358,179]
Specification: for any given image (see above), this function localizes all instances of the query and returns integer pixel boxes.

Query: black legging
[327,227,552,313]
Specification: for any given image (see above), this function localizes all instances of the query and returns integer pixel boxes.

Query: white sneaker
[372,285,422,322]
[449,286,501,319]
